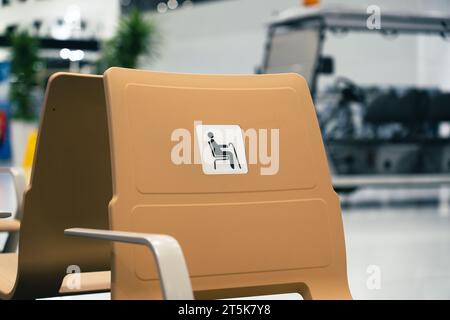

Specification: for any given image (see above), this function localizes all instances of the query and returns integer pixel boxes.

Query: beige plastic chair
[0,167,26,253]
[66,68,352,300]
[0,73,112,299]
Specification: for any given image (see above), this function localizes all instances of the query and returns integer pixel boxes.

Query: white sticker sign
[195,125,248,175]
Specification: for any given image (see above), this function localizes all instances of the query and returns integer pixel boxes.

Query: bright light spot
[157,2,168,13]
[52,5,81,40]
[70,50,85,62]
[168,0,178,10]
[60,48,71,60]
[60,49,84,62]
[439,122,450,138]
[64,5,81,24]
[51,25,71,40]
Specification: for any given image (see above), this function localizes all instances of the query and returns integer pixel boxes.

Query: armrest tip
[0,218,20,232]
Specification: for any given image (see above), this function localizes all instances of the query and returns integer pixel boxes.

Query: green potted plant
[8,31,41,166]
[97,9,159,72]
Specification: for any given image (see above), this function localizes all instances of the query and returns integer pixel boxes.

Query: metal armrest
[0,219,21,232]
[64,228,194,300]
[0,212,12,218]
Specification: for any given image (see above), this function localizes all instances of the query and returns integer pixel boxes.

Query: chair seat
[0,253,110,298]
[0,253,18,298]
[59,271,111,295]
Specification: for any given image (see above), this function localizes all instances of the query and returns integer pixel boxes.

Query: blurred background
[1,0,450,299]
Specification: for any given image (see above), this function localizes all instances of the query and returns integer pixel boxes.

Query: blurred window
[265,26,320,84]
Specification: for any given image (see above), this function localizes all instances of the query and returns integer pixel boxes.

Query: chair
[66,68,352,300]
[0,167,26,253]
[0,73,112,299]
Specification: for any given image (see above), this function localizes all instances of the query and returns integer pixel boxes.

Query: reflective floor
[341,186,450,299]
[343,204,450,299]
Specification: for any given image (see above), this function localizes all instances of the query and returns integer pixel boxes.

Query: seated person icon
[207,132,241,170]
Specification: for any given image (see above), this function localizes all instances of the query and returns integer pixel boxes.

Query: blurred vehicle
[259,4,450,190]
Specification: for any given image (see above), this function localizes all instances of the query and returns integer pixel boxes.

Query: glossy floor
[344,205,450,299]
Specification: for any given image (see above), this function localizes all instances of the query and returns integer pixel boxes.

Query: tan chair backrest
[10,73,111,299]
[104,67,351,299]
